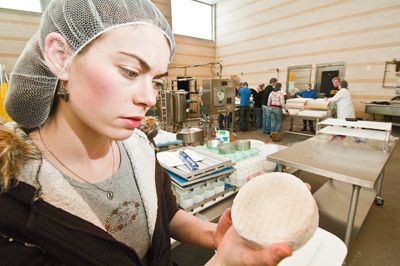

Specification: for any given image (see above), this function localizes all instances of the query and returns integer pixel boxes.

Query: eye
[152,79,165,90]
[119,67,139,80]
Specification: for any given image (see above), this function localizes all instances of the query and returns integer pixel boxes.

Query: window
[287,65,312,94]
[171,0,213,40]
[0,0,42,12]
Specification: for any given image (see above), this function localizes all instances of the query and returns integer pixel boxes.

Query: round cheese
[231,172,319,250]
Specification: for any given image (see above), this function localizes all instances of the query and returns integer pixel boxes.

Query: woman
[268,83,286,142]
[0,0,291,265]
[328,80,355,119]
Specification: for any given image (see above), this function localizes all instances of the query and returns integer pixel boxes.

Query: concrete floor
[171,122,400,266]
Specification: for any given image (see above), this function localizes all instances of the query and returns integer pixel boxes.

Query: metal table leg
[315,118,319,136]
[344,185,361,247]
[276,164,284,172]
[375,170,385,206]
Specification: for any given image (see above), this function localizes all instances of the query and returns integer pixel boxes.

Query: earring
[57,81,69,102]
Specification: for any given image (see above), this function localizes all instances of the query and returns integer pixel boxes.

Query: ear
[43,32,71,81]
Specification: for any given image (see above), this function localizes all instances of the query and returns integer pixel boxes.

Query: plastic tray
[158,146,235,180]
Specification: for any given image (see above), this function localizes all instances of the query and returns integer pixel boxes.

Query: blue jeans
[270,107,283,132]
[262,105,271,133]
[255,107,262,129]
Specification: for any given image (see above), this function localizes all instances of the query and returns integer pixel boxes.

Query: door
[320,70,339,94]
[315,63,346,96]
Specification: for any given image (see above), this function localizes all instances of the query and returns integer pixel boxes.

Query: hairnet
[5,0,175,129]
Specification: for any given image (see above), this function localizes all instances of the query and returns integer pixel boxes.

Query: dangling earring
[57,81,69,102]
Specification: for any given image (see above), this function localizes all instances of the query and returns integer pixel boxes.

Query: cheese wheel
[231,172,318,250]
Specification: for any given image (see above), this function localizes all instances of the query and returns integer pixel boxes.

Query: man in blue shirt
[237,82,252,131]
[297,83,317,132]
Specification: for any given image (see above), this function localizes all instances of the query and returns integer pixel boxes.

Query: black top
[261,85,274,106]
[251,89,263,107]
[0,162,178,266]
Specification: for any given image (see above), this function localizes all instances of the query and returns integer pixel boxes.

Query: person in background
[297,83,317,132]
[237,82,252,131]
[268,83,286,142]
[236,82,244,96]
[325,76,340,98]
[262,78,277,134]
[251,84,264,129]
[327,80,355,119]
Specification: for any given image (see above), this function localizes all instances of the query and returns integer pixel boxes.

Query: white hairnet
[5,0,175,129]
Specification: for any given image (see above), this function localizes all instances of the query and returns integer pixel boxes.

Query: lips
[120,116,143,129]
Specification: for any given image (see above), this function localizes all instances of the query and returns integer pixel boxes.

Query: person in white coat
[328,80,355,119]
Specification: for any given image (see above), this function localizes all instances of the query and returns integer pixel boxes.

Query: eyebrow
[118,51,167,78]
[154,72,168,79]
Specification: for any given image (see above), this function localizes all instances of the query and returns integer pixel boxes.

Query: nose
[133,78,157,108]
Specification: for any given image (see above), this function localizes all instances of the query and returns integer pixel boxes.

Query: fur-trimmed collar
[8,124,158,240]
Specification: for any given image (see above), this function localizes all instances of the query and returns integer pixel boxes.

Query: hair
[332,77,340,82]
[243,82,248,87]
[340,80,348,88]
[270,78,277,83]
[0,124,38,192]
[275,83,282,89]
[305,83,312,88]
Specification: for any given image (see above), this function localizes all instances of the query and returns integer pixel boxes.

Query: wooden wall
[0,8,40,74]
[0,1,217,87]
[2,1,399,117]
[215,0,400,116]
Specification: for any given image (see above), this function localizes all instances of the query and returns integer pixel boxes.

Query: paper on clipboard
[157,149,205,168]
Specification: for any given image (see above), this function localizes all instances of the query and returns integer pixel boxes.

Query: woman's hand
[213,208,233,250]
[208,210,292,266]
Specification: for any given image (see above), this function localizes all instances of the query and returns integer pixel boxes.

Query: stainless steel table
[267,134,398,247]
[285,110,329,136]
[365,102,400,126]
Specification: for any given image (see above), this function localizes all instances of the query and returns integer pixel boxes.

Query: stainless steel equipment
[365,97,400,126]
[202,79,236,115]
[365,63,400,125]
[171,90,188,124]
[177,127,204,146]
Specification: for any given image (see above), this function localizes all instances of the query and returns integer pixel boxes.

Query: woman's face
[64,25,170,140]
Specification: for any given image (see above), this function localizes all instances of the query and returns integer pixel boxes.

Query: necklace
[38,128,116,200]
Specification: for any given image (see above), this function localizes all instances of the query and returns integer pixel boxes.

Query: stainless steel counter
[285,110,329,137]
[267,134,397,188]
[365,102,400,126]
[267,134,399,247]
[365,103,400,116]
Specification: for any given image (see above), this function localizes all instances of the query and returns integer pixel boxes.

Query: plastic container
[214,181,225,194]
[175,189,190,202]
[218,142,237,154]
[193,190,205,204]
[204,185,215,198]
[179,194,193,209]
